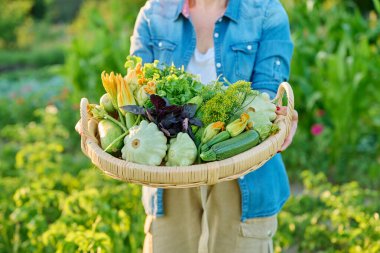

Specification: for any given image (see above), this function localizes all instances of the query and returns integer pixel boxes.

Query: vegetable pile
[85,56,280,166]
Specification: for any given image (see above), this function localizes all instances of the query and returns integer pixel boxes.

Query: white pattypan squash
[166,132,197,166]
[245,92,277,121]
[122,120,167,165]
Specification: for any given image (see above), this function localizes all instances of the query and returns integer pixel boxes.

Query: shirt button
[214,33,219,38]
[158,41,163,47]
[247,45,252,50]
[218,17,223,22]
[267,230,273,237]
[216,62,221,68]
[240,176,244,180]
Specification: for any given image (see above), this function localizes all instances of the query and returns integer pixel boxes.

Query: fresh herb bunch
[122,95,202,139]
[155,65,203,105]
[199,80,225,102]
[199,81,255,125]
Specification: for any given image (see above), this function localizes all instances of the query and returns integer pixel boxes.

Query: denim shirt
[130,0,293,221]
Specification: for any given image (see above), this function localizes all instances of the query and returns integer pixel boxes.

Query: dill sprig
[199,81,255,125]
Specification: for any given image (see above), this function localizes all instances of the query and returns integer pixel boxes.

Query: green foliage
[282,0,380,187]
[0,0,34,48]
[275,171,380,253]
[65,0,145,100]
[0,105,144,253]
[0,0,380,252]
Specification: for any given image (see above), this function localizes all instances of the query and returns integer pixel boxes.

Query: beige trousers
[143,180,277,253]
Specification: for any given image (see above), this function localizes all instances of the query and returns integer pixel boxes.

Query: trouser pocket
[235,215,277,253]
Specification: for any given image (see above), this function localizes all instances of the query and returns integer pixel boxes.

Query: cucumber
[200,130,260,162]
[200,131,231,152]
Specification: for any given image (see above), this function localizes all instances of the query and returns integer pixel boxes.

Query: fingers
[279,136,291,152]
[275,106,287,116]
[279,115,298,152]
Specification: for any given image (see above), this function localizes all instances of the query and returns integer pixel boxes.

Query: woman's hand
[276,106,298,152]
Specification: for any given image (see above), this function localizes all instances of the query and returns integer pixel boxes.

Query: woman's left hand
[275,106,298,152]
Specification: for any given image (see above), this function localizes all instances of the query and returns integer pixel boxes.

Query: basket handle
[76,97,98,144]
[272,82,295,124]
[79,98,90,136]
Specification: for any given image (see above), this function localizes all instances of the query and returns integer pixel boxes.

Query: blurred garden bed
[0,0,379,252]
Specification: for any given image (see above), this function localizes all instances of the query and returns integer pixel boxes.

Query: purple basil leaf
[160,115,178,129]
[163,105,183,114]
[151,94,167,110]
[182,104,197,118]
[121,105,146,115]
[168,127,180,137]
[189,117,203,127]
[146,109,156,123]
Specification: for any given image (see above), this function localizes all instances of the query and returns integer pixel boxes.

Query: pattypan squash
[122,120,167,165]
[245,92,277,121]
[166,132,197,166]
[247,111,279,141]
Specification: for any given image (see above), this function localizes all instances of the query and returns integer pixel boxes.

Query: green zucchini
[200,130,260,162]
[200,131,231,152]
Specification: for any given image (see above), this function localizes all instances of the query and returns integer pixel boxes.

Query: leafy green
[155,65,203,105]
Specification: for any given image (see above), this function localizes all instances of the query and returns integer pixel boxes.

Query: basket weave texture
[76,82,295,188]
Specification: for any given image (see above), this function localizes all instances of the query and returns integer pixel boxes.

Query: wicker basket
[76,82,295,188]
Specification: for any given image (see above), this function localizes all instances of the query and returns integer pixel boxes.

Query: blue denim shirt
[130,0,293,221]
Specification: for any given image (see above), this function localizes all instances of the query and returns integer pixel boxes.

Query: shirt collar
[224,0,240,23]
[174,0,240,22]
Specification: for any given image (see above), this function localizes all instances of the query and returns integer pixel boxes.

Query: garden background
[0,0,379,252]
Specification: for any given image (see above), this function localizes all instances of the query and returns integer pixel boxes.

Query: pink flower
[311,124,324,136]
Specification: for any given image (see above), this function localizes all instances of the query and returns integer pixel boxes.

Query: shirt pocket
[231,42,259,81]
[150,39,177,65]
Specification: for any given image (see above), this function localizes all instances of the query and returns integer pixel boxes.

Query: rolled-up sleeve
[130,3,154,63]
[251,0,294,96]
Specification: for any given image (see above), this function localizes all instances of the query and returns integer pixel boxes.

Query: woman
[130,0,298,252]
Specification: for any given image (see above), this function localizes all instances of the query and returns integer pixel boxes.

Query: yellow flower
[101,71,118,108]
[135,86,149,106]
[124,68,139,93]
[116,74,136,114]
[201,121,225,143]
[144,81,156,95]
[226,113,250,137]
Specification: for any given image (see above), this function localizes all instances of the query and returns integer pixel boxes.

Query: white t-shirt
[186,47,217,84]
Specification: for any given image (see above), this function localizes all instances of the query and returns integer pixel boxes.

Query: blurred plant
[0,0,34,48]
[282,0,380,187]
[0,104,145,252]
[65,0,145,100]
[275,171,380,253]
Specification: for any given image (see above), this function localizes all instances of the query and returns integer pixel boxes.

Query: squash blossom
[201,121,225,144]
[135,80,157,106]
[124,68,139,93]
[116,74,137,129]
[226,113,250,137]
[144,81,156,95]
[135,86,149,106]
[116,74,136,109]
[101,71,118,109]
